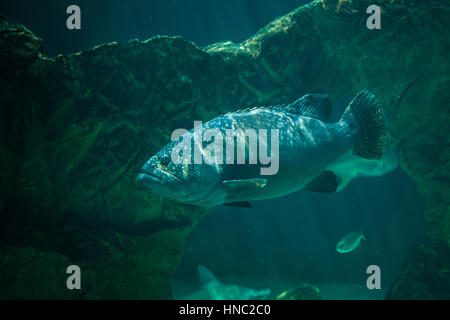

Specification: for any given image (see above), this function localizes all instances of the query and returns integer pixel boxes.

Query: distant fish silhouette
[336,232,366,253]
[182,265,270,300]
[326,145,398,192]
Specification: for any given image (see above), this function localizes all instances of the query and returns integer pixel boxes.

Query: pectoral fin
[222,178,267,198]
[304,171,339,193]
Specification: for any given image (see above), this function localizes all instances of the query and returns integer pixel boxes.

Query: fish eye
[160,155,170,166]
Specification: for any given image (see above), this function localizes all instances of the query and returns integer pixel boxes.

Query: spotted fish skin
[137,90,386,207]
[201,108,353,201]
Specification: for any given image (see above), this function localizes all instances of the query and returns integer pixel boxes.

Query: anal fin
[222,178,266,208]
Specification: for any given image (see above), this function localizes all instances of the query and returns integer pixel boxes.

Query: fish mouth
[136,172,163,185]
[137,167,182,186]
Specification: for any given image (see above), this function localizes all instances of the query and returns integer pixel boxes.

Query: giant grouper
[137,90,386,207]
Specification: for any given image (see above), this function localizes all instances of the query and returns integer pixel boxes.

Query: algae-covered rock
[0,16,211,299]
[0,0,449,299]
[276,284,322,300]
[385,240,450,300]
[0,15,43,75]
[0,247,84,299]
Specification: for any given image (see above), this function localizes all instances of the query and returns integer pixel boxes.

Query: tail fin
[340,90,386,159]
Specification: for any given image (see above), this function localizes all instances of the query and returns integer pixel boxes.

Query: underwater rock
[0,15,211,299]
[385,240,450,300]
[276,284,322,300]
[0,247,84,299]
[0,15,43,76]
[0,0,449,298]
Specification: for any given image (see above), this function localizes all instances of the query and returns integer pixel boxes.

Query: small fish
[182,265,271,300]
[336,232,366,253]
[137,90,386,207]
[327,145,399,192]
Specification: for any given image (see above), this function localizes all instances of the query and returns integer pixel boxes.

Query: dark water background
[1,0,424,298]
[1,0,307,57]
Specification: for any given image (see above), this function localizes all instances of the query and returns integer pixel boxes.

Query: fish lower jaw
[136,172,162,185]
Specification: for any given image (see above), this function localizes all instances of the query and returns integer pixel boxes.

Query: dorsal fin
[223,94,332,121]
[198,265,220,285]
[223,105,280,117]
[286,94,332,121]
